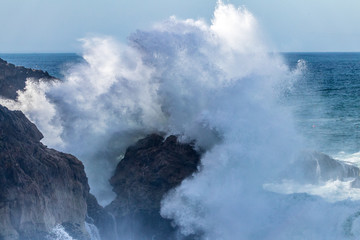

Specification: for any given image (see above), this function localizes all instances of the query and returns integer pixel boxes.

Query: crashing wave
[1,1,360,239]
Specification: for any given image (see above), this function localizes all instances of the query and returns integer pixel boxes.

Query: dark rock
[106,134,201,239]
[0,58,55,100]
[0,105,89,240]
[86,193,116,240]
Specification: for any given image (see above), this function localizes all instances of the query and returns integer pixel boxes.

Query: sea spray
[85,222,101,240]
[0,1,295,206]
[109,213,119,240]
[1,1,360,239]
[47,225,74,240]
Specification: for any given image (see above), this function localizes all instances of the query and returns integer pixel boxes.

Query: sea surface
[2,48,360,239]
[0,53,83,79]
[283,53,360,160]
[1,52,359,159]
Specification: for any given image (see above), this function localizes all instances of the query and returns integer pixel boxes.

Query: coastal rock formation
[86,193,116,240]
[288,151,359,183]
[0,105,90,240]
[0,58,55,99]
[106,134,201,239]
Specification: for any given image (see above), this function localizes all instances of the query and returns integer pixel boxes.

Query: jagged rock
[106,134,201,239]
[0,105,89,240]
[0,58,55,99]
[287,151,359,183]
[86,193,116,240]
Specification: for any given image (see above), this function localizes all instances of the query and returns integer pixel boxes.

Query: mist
[1,1,360,239]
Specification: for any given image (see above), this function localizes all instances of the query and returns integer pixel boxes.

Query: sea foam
[1,1,360,239]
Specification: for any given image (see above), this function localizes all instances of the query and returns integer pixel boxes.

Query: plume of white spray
[0,79,64,147]
[1,1,359,239]
[2,1,294,207]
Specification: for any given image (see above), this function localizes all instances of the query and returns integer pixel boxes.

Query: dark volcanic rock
[0,58,55,99]
[0,105,89,240]
[106,134,201,239]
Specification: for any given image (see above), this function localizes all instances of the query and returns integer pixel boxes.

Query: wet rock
[0,58,55,100]
[0,105,89,240]
[287,151,359,183]
[86,193,116,240]
[106,134,201,239]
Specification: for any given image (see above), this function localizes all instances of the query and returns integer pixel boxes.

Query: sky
[1,0,360,53]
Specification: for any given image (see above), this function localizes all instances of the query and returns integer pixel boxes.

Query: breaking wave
[1,1,360,239]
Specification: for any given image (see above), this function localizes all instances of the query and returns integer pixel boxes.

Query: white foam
[1,1,359,239]
[264,179,360,202]
[335,151,360,168]
[85,222,101,240]
[47,225,74,240]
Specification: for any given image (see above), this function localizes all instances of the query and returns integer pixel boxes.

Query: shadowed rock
[0,105,87,239]
[0,58,55,100]
[0,105,115,240]
[106,134,201,239]
[0,58,116,240]
[86,193,116,240]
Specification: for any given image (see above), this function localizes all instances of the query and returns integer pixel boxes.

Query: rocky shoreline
[0,100,200,239]
[0,57,202,240]
[0,104,90,239]
[0,58,55,100]
[1,58,360,240]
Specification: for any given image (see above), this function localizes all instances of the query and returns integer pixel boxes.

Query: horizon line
[2,51,360,55]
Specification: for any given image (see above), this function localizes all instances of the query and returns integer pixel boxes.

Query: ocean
[3,2,360,238]
[0,53,83,79]
[2,52,359,159]
[2,46,360,240]
[284,53,360,156]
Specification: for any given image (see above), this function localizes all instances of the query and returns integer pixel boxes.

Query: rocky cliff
[106,134,201,239]
[0,104,200,240]
[0,105,111,240]
[0,58,55,99]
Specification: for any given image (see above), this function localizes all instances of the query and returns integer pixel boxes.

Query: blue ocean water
[1,53,359,157]
[0,53,83,79]
[283,53,360,156]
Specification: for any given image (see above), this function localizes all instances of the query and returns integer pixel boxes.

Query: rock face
[289,151,359,183]
[0,58,55,99]
[106,134,201,239]
[86,194,116,240]
[0,105,90,240]
[0,59,117,240]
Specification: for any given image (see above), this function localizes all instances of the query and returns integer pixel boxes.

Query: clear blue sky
[1,0,360,53]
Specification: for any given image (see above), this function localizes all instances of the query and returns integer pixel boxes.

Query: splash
[1,1,360,239]
[47,225,74,240]
[85,222,101,240]
[0,1,294,206]
[264,179,360,203]
[336,151,360,168]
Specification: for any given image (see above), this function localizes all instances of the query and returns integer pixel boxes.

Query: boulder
[106,134,200,239]
[286,151,359,183]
